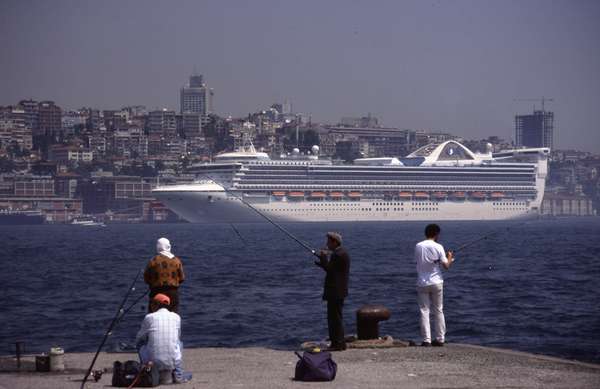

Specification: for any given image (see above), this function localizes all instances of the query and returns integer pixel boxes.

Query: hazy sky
[1,0,599,151]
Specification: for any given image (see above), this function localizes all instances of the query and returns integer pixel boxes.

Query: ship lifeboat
[432,192,447,199]
[450,191,466,200]
[272,191,286,197]
[288,191,305,199]
[470,191,486,200]
[309,192,326,198]
[329,192,344,199]
[491,192,505,199]
[414,192,430,199]
[347,192,362,198]
[399,191,412,199]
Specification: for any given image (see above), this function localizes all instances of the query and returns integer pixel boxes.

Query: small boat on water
[70,216,106,227]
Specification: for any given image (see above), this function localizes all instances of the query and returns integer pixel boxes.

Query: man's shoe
[173,372,193,384]
[327,343,347,351]
[420,342,431,347]
[432,340,444,347]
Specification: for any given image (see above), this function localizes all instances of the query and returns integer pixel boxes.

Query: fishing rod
[112,289,150,329]
[80,269,144,389]
[452,230,500,254]
[202,174,318,257]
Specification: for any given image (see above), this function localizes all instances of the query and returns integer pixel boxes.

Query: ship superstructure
[153,141,549,223]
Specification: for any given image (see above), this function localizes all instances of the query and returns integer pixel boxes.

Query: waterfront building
[515,109,554,149]
[83,109,103,131]
[13,176,55,197]
[37,101,62,137]
[103,110,128,131]
[340,114,379,128]
[148,109,177,139]
[180,73,213,126]
[48,145,94,163]
[17,99,39,134]
[0,107,33,150]
[541,192,595,216]
[180,113,202,138]
[79,175,154,220]
[323,126,414,158]
[111,127,148,158]
[61,110,87,134]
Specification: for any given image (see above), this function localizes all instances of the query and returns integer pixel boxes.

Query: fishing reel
[91,368,106,382]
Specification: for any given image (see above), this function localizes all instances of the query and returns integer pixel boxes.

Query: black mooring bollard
[356,305,391,340]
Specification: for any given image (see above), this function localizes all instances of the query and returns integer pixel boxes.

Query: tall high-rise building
[515,110,554,149]
[38,101,62,136]
[180,72,213,128]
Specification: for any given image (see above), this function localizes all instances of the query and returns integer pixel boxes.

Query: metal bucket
[49,347,65,372]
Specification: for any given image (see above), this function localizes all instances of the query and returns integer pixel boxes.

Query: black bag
[294,351,337,382]
[111,360,160,387]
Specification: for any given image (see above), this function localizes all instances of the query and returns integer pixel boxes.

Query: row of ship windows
[261,206,530,213]
[309,203,359,207]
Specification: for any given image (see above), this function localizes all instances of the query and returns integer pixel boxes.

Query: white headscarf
[156,237,175,259]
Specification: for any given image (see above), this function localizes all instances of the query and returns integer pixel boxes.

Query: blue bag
[294,351,337,382]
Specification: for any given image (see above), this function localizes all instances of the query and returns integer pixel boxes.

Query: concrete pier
[1,343,599,388]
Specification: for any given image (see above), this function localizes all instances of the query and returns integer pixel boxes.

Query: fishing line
[230,223,247,245]
[203,174,318,257]
[80,269,144,389]
[450,218,535,255]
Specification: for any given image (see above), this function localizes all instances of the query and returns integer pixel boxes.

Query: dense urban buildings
[0,73,597,222]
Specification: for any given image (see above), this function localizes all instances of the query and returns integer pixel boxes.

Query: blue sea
[3,218,600,364]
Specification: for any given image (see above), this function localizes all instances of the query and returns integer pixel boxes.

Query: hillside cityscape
[0,73,597,223]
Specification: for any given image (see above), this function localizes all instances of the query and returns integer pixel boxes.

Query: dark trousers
[149,286,180,313]
[326,299,345,346]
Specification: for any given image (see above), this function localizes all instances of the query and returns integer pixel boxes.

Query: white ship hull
[155,189,538,223]
[153,142,549,223]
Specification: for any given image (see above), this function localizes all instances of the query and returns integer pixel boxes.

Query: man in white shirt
[136,293,189,384]
[415,224,454,347]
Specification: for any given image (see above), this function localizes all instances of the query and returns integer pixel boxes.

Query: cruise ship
[152,141,549,223]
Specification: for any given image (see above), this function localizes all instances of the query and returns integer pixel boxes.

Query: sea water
[3,218,599,363]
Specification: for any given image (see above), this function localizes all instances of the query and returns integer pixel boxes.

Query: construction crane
[513,97,554,112]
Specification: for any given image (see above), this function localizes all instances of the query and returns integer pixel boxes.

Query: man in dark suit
[316,232,350,351]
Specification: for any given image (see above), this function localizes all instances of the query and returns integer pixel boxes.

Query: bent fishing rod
[80,269,145,389]
[203,174,319,257]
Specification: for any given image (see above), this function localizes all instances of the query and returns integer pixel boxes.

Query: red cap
[153,293,170,305]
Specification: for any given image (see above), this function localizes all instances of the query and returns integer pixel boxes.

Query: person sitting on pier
[144,237,185,313]
[136,293,189,384]
[315,232,351,351]
[415,224,454,347]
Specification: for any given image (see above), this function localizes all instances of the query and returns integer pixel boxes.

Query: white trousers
[417,283,446,343]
